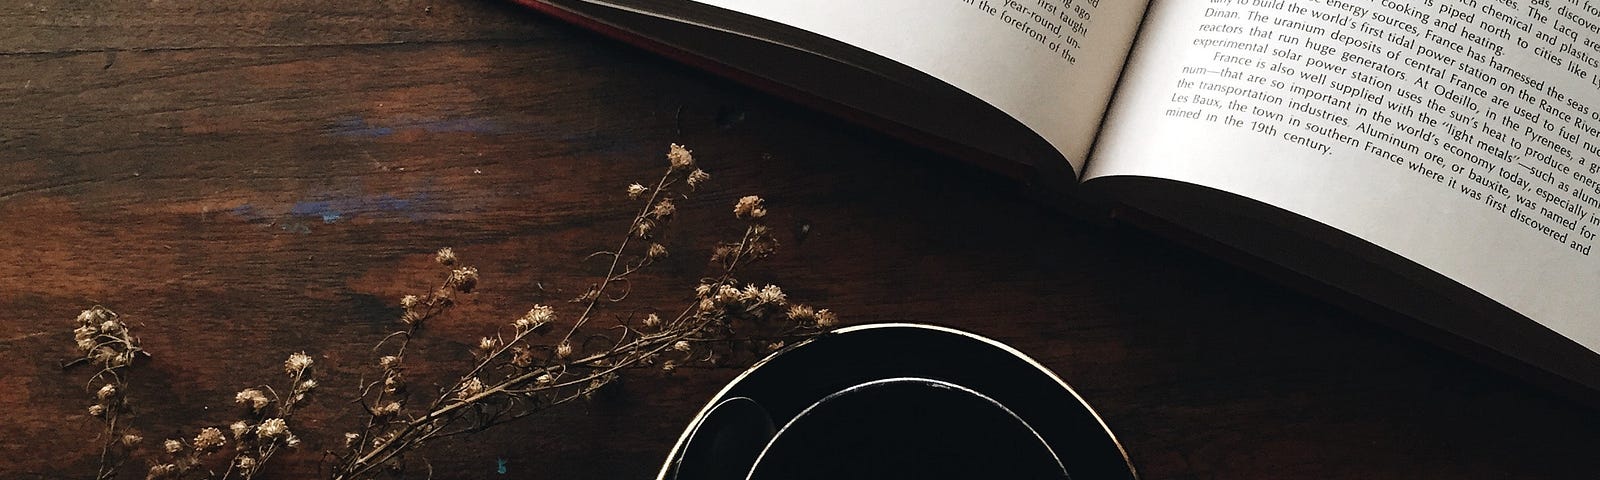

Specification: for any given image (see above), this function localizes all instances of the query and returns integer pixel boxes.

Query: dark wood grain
[4,1,1600,478]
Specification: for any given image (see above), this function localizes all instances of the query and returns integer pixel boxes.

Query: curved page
[1092,0,1600,352]
[696,0,1149,173]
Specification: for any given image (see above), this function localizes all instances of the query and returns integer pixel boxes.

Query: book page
[694,0,1148,173]
[1090,0,1600,352]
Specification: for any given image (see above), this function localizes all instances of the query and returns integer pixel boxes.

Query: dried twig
[329,144,834,479]
[67,143,836,480]
[67,306,147,480]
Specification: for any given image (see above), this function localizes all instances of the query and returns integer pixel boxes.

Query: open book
[518,0,1600,400]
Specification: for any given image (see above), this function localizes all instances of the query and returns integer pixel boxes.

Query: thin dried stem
[330,145,832,480]
[66,305,145,480]
[561,169,675,342]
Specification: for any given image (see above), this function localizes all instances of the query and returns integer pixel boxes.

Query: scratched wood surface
[4,1,1600,478]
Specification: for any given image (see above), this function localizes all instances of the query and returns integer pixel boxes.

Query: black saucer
[657,323,1137,480]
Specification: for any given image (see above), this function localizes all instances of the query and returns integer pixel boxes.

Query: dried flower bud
[667,143,695,170]
[77,306,114,326]
[787,305,816,322]
[256,418,289,439]
[633,219,654,239]
[121,432,143,447]
[627,183,649,199]
[236,456,258,472]
[572,287,600,303]
[298,379,318,392]
[747,235,779,260]
[457,377,485,400]
[652,198,676,218]
[97,383,117,401]
[733,195,766,220]
[686,169,710,190]
[435,247,457,265]
[536,373,554,385]
[815,309,839,328]
[641,313,662,329]
[106,351,132,368]
[478,336,498,353]
[284,434,301,448]
[162,439,183,454]
[375,401,402,417]
[235,388,270,412]
[709,245,734,264]
[715,285,742,304]
[193,427,226,451]
[662,360,677,373]
[88,404,105,417]
[555,340,573,359]
[647,243,668,259]
[516,305,555,331]
[148,463,177,479]
[511,345,535,368]
[384,372,405,394]
[230,420,251,439]
[379,355,400,370]
[756,284,786,305]
[100,320,122,334]
[695,283,714,297]
[672,340,692,352]
[400,309,423,326]
[767,341,786,351]
[285,351,313,375]
[399,294,420,309]
[444,266,479,293]
[344,432,360,448]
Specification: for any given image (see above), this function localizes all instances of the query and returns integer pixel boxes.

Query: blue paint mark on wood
[289,200,342,223]
[288,193,429,224]
[228,190,435,233]
[327,117,394,137]
[326,116,501,137]
[496,458,507,474]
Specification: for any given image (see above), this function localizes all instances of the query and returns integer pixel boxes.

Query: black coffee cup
[659,324,1136,480]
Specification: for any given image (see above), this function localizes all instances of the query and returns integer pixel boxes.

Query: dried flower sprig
[63,144,837,479]
[144,351,316,480]
[329,144,834,479]
[144,426,225,480]
[223,351,316,478]
[66,305,148,480]
[330,244,478,478]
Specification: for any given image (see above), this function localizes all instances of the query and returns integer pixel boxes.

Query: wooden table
[4,1,1600,478]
